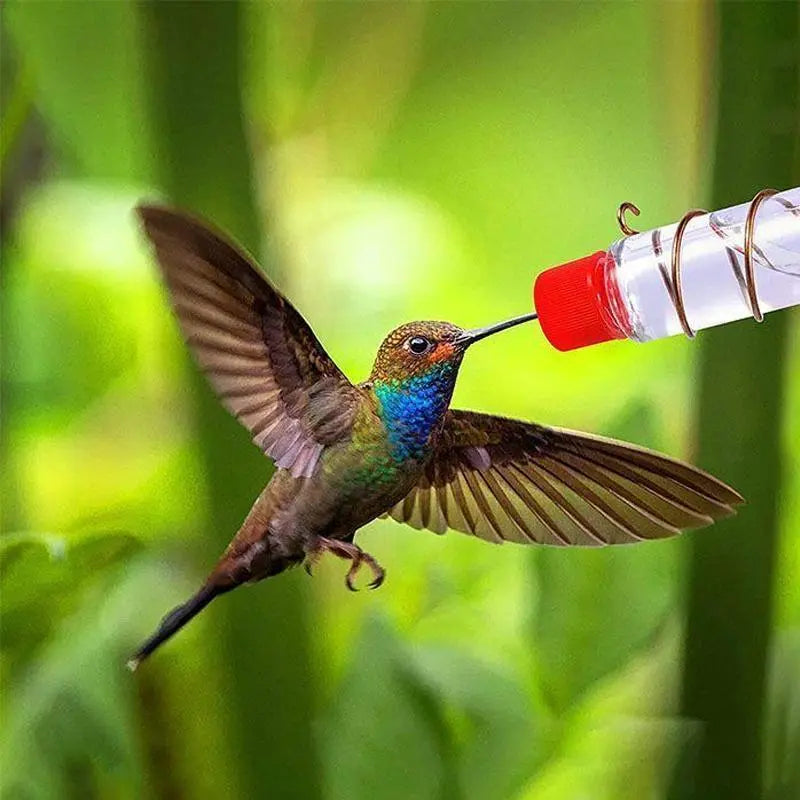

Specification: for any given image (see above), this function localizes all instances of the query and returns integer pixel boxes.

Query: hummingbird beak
[455,312,538,348]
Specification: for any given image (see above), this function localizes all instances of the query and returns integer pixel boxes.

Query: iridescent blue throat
[374,364,457,462]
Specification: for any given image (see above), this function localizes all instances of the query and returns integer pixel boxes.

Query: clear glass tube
[605,187,800,342]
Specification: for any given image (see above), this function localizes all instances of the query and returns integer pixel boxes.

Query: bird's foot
[345,548,385,591]
[304,537,385,591]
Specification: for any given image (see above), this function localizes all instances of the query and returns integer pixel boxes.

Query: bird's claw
[345,550,385,591]
[367,562,385,590]
[305,536,385,591]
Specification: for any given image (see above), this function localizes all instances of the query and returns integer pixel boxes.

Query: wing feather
[386,410,743,547]
[138,205,359,477]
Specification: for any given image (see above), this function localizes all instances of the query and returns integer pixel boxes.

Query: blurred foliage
[676,5,800,799]
[1,2,798,800]
[138,3,323,797]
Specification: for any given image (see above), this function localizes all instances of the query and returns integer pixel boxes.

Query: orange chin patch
[429,342,456,363]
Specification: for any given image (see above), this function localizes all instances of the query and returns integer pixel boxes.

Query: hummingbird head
[369,320,466,383]
[368,313,537,384]
[368,313,536,461]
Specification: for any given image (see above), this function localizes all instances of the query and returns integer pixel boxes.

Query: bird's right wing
[138,205,360,478]
[386,410,743,545]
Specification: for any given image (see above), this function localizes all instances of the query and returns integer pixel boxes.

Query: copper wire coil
[615,188,798,338]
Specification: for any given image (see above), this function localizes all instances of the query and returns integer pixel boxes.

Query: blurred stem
[137,3,322,799]
[0,64,34,182]
[675,4,799,800]
[0,33,42,535]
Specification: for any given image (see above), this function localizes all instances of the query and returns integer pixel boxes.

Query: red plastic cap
[533,251,625,351]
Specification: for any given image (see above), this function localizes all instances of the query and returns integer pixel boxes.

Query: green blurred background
[1,2,798,799]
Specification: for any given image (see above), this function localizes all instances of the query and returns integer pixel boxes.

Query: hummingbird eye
[406,335,432,355]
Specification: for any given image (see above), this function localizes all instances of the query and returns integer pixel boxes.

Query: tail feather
[127,583,228,671]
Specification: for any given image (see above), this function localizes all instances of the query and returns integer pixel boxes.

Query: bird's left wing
[386,410,743,545]
[138,205,360,478]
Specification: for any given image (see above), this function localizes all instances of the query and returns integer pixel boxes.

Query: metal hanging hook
[616,202,642,236]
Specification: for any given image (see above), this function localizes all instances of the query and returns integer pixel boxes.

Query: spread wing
[386,410,743,545]
[138,205,359,478]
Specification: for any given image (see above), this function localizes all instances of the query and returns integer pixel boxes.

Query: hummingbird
[129,205,742,669]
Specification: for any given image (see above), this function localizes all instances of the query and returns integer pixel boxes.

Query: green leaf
[321,615,450,800]
[1,531,140,681]
[1,558,178,800]
[409,645,542,800]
